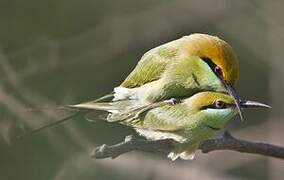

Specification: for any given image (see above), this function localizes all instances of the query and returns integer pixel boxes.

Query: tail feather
[68,102,120,112]
[84,111,110,122]
[17,111,86,139]
[18,93,116,138]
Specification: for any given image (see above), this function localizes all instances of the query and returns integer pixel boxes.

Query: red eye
[215,100,225,108]
[214,66,223,76]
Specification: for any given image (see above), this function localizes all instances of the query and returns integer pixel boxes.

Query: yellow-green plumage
[122,34,239,88]
[120,33,239,103]
[123,92,237,160]
[71,91,238,160]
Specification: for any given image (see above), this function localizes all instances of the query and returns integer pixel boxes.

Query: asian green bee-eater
[70,91,270,160]
[115,33,241,114]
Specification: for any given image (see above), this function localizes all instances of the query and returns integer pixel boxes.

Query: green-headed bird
[115,33,240,110]
[70,91,270,160]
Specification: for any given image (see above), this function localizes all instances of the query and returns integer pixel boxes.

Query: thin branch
[91,135,174,159]
[92,131,284,160]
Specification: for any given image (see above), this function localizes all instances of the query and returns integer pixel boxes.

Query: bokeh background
[0,0,283,179]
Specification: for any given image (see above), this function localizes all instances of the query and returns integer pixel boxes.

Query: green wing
[121,45,178,88]
[69,99,176,123]
[123,103,189,132]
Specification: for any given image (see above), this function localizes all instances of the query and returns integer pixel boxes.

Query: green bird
[113,33,241,114]
[70,91,270,160]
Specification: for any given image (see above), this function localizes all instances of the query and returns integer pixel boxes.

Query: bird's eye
[201,57,223,77]
[214,100,225,108]
[214,66,223,76]
[201,99,227,110]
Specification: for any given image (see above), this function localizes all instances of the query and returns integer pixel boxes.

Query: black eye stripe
[201,103,235,110]
[201,101,230,110]
[201,57,223,78]
[201,57,217,70]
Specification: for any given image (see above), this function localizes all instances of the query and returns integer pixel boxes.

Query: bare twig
[92,131,284,160]
[91,135,175,159]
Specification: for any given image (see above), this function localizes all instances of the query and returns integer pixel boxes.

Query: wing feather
[121,44,178,88]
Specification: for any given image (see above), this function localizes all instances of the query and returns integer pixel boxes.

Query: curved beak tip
[224,84,244,121]
[220,79,270,122]
[240,100,272,109]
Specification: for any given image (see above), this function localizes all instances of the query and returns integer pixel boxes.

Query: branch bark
[92,131,284,160]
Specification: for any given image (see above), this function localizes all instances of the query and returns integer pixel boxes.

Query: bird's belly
[135,128,186,143]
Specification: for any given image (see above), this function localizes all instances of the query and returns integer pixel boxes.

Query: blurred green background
[0,0,283,180]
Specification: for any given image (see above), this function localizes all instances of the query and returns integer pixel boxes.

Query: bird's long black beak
[225,84,243,121]
[240,100,271,109]
[215,73,243,120]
